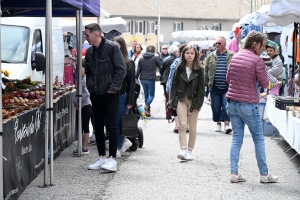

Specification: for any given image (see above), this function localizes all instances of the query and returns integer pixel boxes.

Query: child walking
[170,45,205,160]
[73,58,92,155]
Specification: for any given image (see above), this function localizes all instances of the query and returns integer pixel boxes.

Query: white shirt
[186,67,192,79]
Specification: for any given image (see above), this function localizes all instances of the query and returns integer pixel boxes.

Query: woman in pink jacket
[226,31,278,184]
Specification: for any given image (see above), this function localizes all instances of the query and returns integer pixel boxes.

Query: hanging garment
[227,37,239,53]
[291,30,300,63]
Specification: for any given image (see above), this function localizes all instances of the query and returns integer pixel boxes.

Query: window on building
[135,21,145,34]
[125,21,133,34]
[173,22,183,32]
[211,23,221,31]
[147,21,156,34]
[199,25,208,30]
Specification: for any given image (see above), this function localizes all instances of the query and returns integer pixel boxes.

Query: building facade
[100,0,251,49]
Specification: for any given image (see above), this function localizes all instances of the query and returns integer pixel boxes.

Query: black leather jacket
[85,37,126,95]
[119,60,135,105]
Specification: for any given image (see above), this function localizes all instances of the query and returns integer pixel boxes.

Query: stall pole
[97,17,100,25]
[0,4,4,199]
[157,0,161,52]
[76,10,83,156]
[45,0,54,186]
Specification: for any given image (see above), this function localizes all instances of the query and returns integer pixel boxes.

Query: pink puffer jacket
[226,49,268,104]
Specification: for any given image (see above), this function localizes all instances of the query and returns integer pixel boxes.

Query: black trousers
[90,92,119,157]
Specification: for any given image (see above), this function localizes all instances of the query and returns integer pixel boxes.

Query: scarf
[134,51,141,58]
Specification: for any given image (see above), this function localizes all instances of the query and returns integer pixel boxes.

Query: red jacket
[226,49,268,104]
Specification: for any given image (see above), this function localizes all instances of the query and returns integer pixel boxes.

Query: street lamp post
[157,0,161,52]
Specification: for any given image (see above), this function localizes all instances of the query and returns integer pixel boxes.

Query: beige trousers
[177,96,199,150]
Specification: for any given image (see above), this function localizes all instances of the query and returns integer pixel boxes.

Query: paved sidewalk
[19,82,300,200]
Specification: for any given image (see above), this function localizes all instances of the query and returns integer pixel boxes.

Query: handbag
[166,101,175,123]
[122,109,139,137]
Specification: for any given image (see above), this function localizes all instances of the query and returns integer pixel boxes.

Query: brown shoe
[174,127,179,133]
[146,109,151,117]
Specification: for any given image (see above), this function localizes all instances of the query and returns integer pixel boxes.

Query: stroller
[121,85,144,151]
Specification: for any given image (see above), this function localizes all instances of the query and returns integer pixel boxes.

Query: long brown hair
[113,36,130,63]
[177,45,201,70]
[243,31,267,53]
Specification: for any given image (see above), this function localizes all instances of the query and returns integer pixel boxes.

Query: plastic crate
[258,102,266,119]
[261,119,277,136]
[275,99,300,110]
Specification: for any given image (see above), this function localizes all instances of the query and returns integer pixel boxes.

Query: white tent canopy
[252,1,300,26]
[172,30,230,40]
[59,17,127,33]
[238,5,270,25]
[253,12,300,26]
[268,0,300,17]
[188,40,215,49]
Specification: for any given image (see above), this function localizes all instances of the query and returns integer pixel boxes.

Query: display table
[3,91,77,200]
[265,95,300,154]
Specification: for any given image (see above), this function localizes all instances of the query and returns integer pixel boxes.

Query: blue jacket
[166,57,181,92]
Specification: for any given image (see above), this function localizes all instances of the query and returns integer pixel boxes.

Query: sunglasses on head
[215,42,222,45]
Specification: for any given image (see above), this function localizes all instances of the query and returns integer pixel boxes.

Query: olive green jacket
[204,50,234,91]
[170,67,205,112]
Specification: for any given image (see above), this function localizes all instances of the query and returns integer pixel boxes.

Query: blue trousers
[226,100,268,175]
[140,80,155,108]
[210,87,230,122]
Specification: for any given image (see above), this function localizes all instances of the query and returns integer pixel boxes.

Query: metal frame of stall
[0,1,100,199]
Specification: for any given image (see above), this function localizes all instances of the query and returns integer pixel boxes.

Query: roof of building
[100,0,251,20]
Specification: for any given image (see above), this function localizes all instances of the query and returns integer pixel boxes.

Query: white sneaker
[116,150,121,158]
[215,124,221,132]
[100,157,117,172]
[177,150,187,160]
[88,157,107,170]
[120,140,132,153]
[186,151,194,160]
[225,125,232,134]
[89,132,95,141]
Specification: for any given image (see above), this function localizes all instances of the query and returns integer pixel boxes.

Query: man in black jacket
[84,23,126,172]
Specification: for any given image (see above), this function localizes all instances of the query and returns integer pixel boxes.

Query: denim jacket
[85,37,126,95]
[166,57,180,92]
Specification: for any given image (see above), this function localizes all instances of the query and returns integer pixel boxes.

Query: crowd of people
[71,22,289,183]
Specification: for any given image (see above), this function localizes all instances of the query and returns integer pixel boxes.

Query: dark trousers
[133,84,141,110]
[76,104,92,133]
[205,85,210,97]
[162,83,167,98]
[90,92,119,158]
[210,87,230,122]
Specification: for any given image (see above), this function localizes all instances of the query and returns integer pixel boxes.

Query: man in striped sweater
[204,37,234,134]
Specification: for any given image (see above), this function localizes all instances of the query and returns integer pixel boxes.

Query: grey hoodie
[136,52,162,80]
[73,77,91,108]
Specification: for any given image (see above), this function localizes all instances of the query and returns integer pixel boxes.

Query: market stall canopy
[238,5,270,25]
[172,30,230,40]
[60,17,127,33]
[1,0,100,17]
[188,40,215,49]
[268,0,300,18]
[252,2,300,26]
[253,12,300,26]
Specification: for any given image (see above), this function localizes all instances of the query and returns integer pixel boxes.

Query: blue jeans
[226,100,268,175]
[210,87,230,122]
[140,80,155,108]
[117,94,127,149]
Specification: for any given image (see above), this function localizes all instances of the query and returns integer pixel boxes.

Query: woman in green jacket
[170,45,205,161]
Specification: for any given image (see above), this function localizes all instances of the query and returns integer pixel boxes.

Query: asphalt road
[19,82,300,200]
